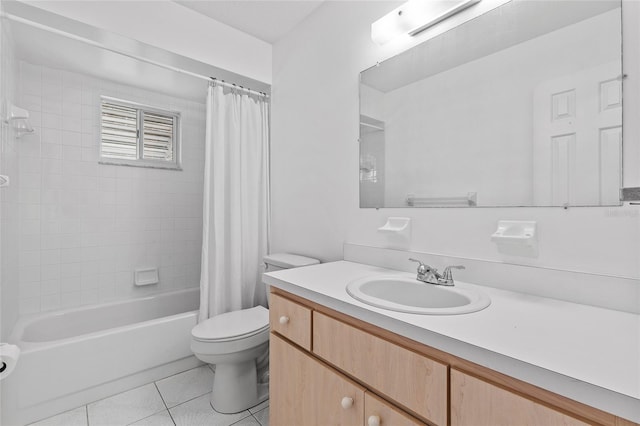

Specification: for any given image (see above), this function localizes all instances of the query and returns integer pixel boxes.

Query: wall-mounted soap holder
[134,267,159,286]
[378,217,411,249]
[378,217,411,233]
[491,221,536,245]
[491,220,538,257]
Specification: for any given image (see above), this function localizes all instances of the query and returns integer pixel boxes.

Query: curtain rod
[210,78,269,98]
[4,13,270,99]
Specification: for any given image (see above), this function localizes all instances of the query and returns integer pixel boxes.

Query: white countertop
[264,260,640,423]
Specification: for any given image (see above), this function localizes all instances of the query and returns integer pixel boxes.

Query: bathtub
[2,288,201,426]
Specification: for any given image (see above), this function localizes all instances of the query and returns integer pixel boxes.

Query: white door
[533,61,622,206]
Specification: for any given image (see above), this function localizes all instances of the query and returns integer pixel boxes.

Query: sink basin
[346,275,491,315]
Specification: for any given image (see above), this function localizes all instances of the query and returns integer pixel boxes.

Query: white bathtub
[2,288,201,426]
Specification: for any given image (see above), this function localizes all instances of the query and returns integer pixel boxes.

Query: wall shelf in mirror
[359,115,385,133]
[406,193,477,207]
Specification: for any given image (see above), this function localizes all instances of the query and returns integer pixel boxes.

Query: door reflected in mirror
[360,1,623,208]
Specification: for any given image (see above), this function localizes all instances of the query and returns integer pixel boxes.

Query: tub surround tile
[87,383,166,426]
[14,62,205,316]
[169,393,251,426]
[156,365,214,408]
[128,410,175,426]
[29,406,87,426]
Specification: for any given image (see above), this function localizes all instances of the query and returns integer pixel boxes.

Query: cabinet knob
[341,397,354,409]
[368,415,381,426]
[279,316,290,325]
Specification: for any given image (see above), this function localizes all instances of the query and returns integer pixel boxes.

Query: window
[100,97,181,169]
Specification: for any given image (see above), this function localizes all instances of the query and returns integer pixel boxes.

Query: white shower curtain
[199,83,270,322]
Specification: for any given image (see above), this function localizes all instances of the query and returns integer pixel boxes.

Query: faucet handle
[409,258,431,274]
[440,265,465,284]
[408,258,423,266]
[409,259,441,282]
[444,265,465,270]
[409,258,424,273]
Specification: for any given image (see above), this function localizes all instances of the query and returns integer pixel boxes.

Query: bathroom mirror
[360,0,623,208]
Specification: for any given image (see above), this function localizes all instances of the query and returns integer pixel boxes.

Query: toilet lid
[192,306,269,342]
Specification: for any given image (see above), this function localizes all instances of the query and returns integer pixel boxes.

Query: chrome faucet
[409,258,465,286]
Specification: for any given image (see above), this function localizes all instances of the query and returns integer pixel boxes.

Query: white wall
[271,1,640,278]
[12,61,205,317]
[21,0,273,84]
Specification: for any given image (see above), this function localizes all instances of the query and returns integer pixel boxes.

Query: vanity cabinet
[269,293,312,351]
[271,334,365,425]
[365,392,426,426]
[313,311,447,425]
[450,369,590,426]
[269,289,639,426]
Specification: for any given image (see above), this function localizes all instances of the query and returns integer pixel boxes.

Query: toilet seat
[192,306,269,343]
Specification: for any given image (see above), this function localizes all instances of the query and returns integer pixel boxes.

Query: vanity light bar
[408,0,482,37]
[372,0,481,45]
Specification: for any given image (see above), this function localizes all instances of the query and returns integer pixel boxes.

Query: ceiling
[175,0,325,44]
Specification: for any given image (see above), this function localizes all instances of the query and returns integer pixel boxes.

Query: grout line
[248,400,269,415]
[250,413,261,425]
[145,382,177,426]
[253,407,268,426]
[156,364,205,384]
[166,408,177,426]
[124,406,173,426]
[169,391,213,410]
[124,410,171,426]
[154,382,170,410]
[229,412,258,426]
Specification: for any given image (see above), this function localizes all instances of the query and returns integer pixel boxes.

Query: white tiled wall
[1,15,21,339]
[14,61,205,316]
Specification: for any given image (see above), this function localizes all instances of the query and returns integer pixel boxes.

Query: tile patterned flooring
[30,365,270,426]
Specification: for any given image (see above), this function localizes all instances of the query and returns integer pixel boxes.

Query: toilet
[191,253,320,413]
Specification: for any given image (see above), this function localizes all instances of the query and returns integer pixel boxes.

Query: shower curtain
[199,83,270,322]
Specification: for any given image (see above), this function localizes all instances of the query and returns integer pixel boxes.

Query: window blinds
[100,99,178,165]
[142,112,174,161]
[101,102,138,159]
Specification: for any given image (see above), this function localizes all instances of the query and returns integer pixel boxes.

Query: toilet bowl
[191,253,319,413]
[191,306,270,413]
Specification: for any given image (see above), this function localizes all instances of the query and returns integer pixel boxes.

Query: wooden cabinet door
[270,333,365,426]
[450,369,590,426]
[269,293,312,350]
[365,392,427,426]
[313,311,448,426]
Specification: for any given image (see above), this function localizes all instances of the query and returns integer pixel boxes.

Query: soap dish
[378,217,411,233]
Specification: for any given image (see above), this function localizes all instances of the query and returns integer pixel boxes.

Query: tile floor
[30,365,270,426]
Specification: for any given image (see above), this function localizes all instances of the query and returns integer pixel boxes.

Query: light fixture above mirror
[371,0,481,45]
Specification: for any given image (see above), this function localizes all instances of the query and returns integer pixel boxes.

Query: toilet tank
[263,253,319,304]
